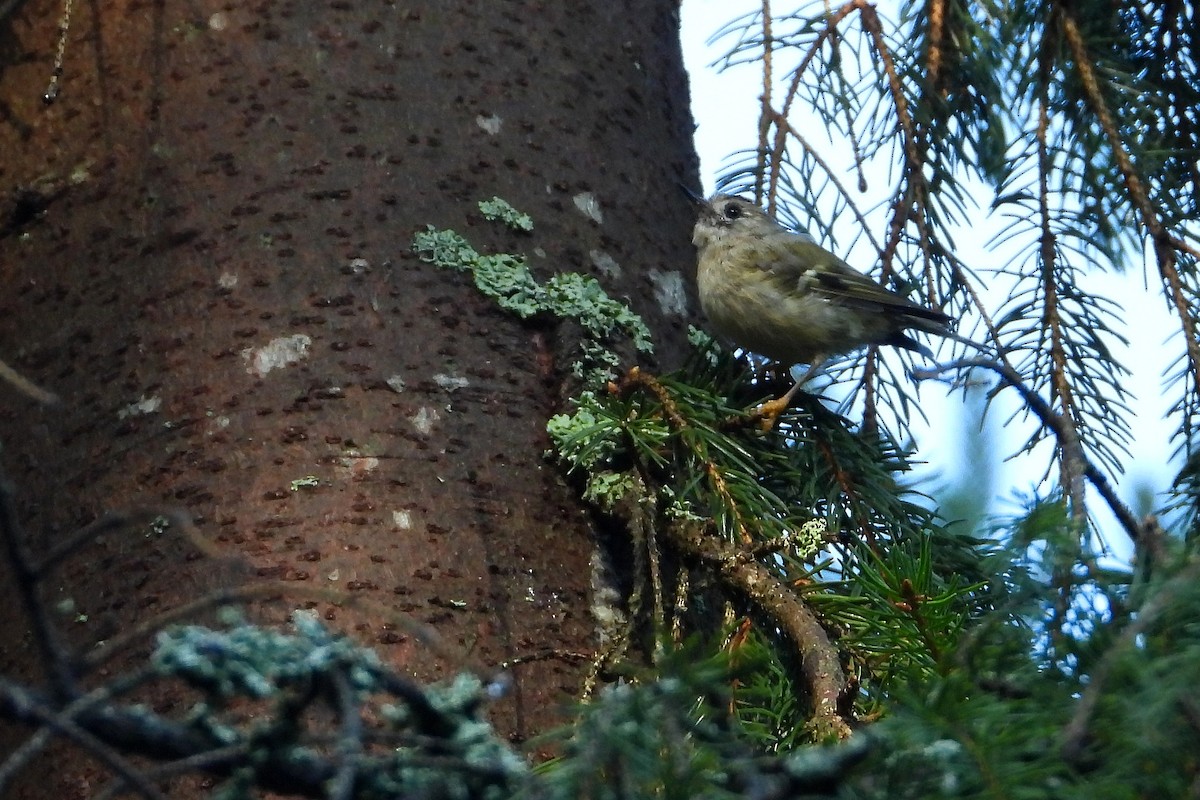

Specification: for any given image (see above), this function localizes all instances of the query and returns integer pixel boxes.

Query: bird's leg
[754,356,826,432]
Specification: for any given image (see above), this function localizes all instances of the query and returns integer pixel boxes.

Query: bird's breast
[697,243,889,364]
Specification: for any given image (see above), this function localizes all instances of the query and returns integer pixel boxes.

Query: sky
[678,3,1182,559]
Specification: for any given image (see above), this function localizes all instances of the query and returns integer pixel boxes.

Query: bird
[690,193,956,425]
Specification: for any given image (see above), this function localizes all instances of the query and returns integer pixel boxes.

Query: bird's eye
[722,203,742,220]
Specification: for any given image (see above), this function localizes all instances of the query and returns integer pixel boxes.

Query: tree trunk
[0,0,700,794]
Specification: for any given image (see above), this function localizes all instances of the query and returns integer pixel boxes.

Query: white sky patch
[118,395,161,419]
[590,249,621,279]
[573,192,603,224]
[476,113,502,135]
[409,406,440,435]
[647,268,689,317]
[433,373,470,392]
[243,334,312,377]
[217,271,238,289]
[392,509,413,530]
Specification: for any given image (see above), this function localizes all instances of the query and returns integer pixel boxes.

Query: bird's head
[691,194,782,250]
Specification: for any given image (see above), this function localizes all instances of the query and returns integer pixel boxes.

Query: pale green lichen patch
[412,200,653,387]
[545,367,829,561]
[118,394,162,419]
[478,196,532,231]
[475,114,503,136]
[242,333,311,377]
[409,406,440,435]
[434,372,471,392]
[545,391,620,474]
[543,272,653,354]
[289,475,319,491]
[581,470,638,512]
[150,610,529,796]
[572,191,603,224]
[687,325,723,367]
[647,267,689,317]
[791,518,828,559]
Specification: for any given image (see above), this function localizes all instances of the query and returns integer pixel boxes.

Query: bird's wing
[769,239,951,325]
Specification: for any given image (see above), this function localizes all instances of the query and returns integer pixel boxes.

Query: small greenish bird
[691,193,955,420]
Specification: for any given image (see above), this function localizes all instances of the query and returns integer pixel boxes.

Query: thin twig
[756,0,774,204]
[860,2,926,291]
[0,358,59,404]
[644,495,667,657]
[912,357,1141,542]
[92,745,251,800]
[6,685,170,800]
[773,114,884,257]
[617,367,752,542]
[328,671,363,800]
[767,1,858,206]
[0,677,337,796]
[1059,9,1200,404]
[0,667,154,794]
[1035,55,1087,522]
[32,508,199,578]
[925,0,946,101]
[79,584,328,672]
[0,479,77,699]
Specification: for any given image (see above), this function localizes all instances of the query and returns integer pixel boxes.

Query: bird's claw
[753,397,791,432]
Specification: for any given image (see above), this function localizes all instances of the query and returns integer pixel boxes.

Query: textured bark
[0,0,700,795]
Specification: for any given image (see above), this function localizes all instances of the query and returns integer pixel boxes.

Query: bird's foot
[751,395,792,432]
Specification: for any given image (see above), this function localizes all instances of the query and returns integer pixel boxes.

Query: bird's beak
[677,180,707,208]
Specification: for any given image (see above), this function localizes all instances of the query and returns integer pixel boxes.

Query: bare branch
[667,519,852,740]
